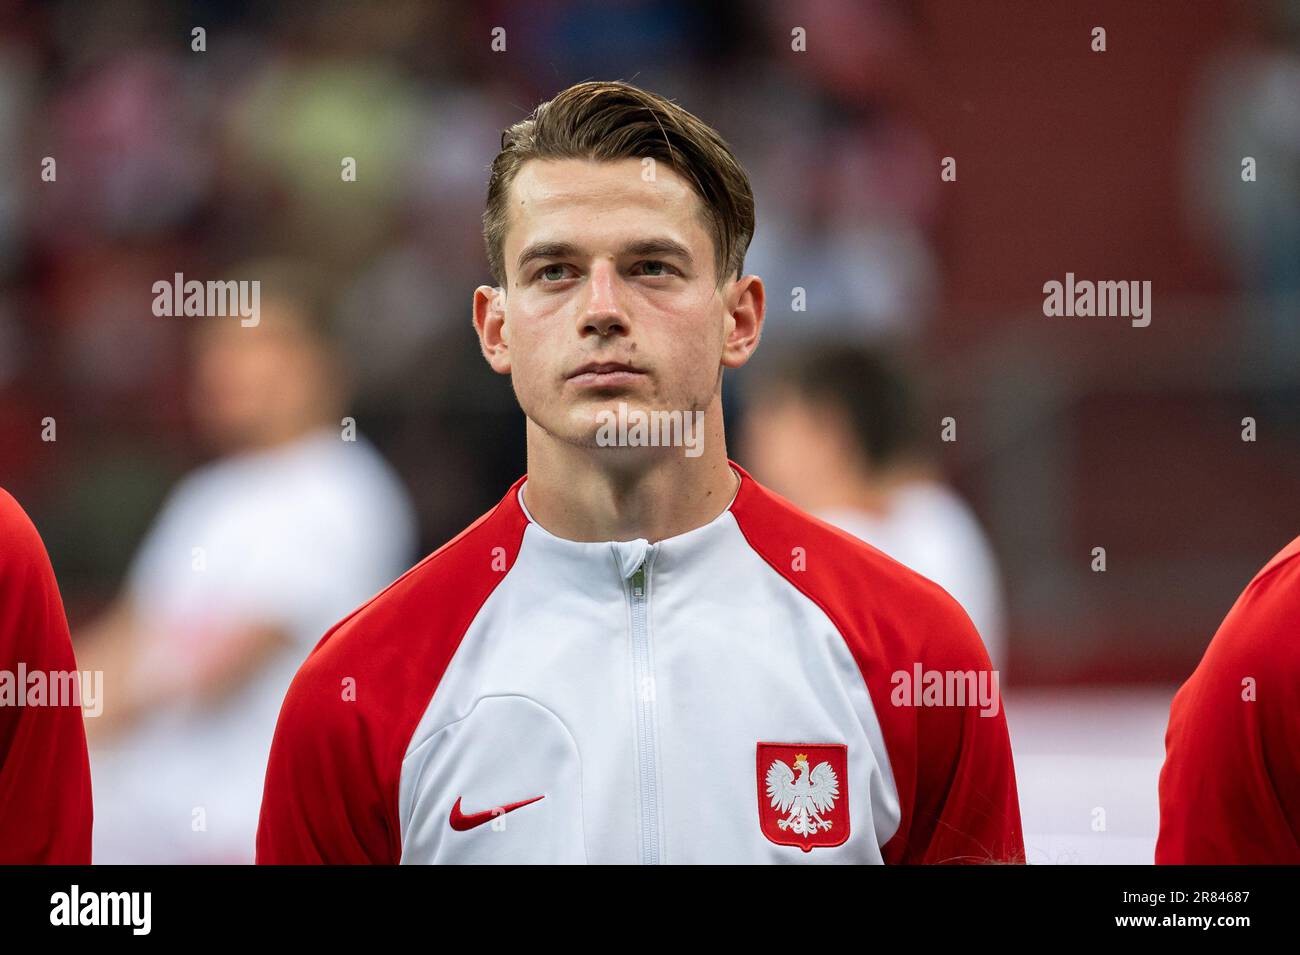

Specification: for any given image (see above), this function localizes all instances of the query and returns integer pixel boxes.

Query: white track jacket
[257,463,1023,864]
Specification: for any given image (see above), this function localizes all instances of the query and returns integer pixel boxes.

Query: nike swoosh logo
[449,794,545,831]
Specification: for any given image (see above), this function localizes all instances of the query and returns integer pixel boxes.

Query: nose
[578,259,629,339]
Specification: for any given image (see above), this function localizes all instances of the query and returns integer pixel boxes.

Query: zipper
[626,552,662,864]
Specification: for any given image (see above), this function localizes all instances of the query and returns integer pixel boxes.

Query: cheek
[506,318,546,375]
[502,318,553,413]
[664,318,725,396]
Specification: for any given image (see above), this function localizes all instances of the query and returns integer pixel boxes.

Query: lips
[566,361,644,386]
[568,361,639,378]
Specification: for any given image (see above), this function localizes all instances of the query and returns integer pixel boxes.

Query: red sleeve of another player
[1156,541,1300,864]
[0,490,93,864]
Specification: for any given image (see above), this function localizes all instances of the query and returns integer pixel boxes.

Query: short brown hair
[483,80,755,289]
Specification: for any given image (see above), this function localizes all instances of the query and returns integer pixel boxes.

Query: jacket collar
[506,461,752,581]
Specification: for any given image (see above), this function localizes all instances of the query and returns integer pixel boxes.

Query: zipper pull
[631,562,646,598]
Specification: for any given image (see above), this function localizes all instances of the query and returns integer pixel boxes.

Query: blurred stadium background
[1,0,1297,863]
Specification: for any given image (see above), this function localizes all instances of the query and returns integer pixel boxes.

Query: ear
[472,285,512,375]
[720,274,765,370]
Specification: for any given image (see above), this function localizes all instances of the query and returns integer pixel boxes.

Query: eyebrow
[515,237,695,274]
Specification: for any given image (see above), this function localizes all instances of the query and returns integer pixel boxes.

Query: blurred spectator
[739,342,1006,670]
[1183,4,1300,427]
[76,260,417,863]
[1184,5,1300,299]
[742,109,941,344]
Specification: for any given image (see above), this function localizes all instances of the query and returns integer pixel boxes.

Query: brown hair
[483,80,755,290]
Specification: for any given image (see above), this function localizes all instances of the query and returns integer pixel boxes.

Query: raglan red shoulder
[727,461,1022,864]
[256,476,530,864]
[727,461,989,669]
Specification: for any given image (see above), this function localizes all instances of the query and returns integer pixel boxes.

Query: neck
[521,399,739,543]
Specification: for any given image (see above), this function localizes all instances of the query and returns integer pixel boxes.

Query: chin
[568,397,636,428]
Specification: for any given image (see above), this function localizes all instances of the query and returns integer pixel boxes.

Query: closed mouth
[567,361,641,379]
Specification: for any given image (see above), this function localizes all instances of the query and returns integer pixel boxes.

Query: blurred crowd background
[0,0,1297,863]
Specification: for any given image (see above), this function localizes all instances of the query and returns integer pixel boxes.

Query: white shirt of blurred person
[740,345,1005,671]
[78,275,416,863]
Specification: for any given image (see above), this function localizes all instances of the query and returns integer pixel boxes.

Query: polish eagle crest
[764,752,840,838]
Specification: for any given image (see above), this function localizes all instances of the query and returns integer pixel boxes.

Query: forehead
[504,157,711,254]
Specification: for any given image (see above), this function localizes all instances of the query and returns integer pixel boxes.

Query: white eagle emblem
[764,752,840,838]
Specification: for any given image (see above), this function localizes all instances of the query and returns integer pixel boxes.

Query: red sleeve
[257,486,528,864]
[730,467,1024,864]
[1156,536,1300,864]
[0,489,93,863]
[255,620,399,864]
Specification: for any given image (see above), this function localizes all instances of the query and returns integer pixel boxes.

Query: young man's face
[474,157,761,454]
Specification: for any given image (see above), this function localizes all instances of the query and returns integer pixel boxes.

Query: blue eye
[638,261,675,277]
[539,264,569,282]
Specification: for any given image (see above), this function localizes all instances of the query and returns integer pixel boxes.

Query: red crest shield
[756,742,850,852]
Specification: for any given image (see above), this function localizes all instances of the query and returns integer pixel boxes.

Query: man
[741,343,1006,670]
[0,489,93,863]
[78,262,416,862]
[258,81,1022,864]
[1157,534,1300,863]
